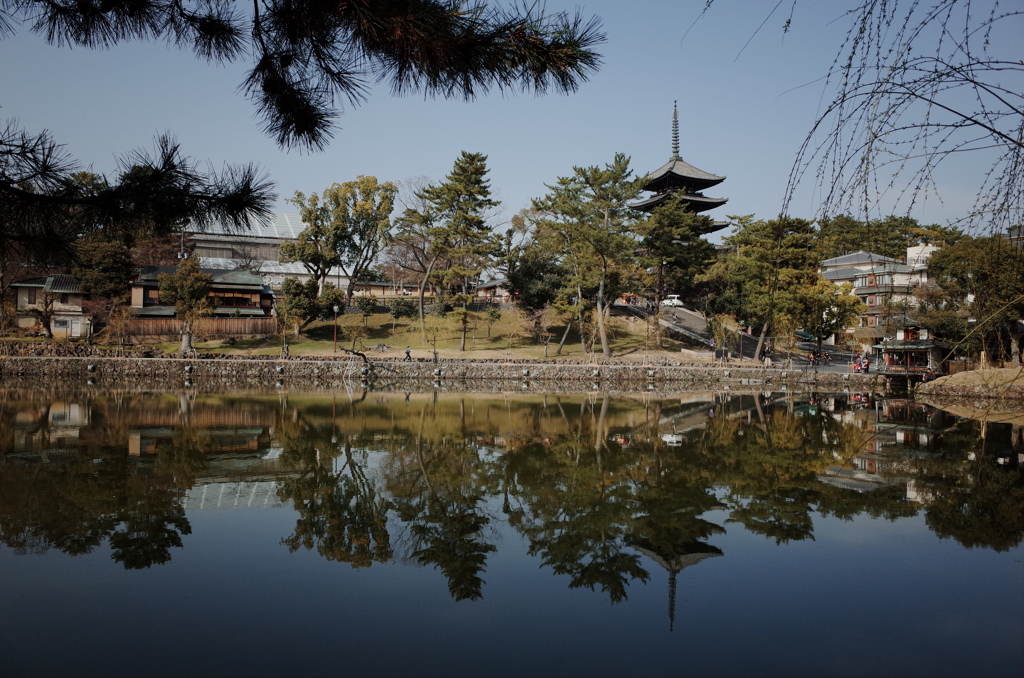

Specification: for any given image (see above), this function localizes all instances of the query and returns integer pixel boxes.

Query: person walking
[404,347,412,361]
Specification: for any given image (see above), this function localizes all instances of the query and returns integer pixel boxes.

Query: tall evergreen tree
[3,1,605,151]
[399,151,499,348]
[530,154,642,357]
[699,216,819,360]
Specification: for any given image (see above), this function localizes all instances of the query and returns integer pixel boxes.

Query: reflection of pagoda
[630,536,723,632]
[631,102,730,234]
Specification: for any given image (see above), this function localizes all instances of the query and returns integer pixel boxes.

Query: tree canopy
[2,0,605,151]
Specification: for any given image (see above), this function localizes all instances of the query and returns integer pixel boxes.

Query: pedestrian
[404,347,412,361]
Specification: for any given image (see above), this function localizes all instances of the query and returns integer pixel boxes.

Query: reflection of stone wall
[0,355,879,391]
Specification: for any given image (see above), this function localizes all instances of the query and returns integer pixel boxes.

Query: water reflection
[1,389,1021,600]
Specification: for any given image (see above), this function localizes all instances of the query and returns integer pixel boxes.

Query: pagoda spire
[671,101,680,160]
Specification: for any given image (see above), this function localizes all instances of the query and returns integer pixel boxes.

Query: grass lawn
[153,308,701,361]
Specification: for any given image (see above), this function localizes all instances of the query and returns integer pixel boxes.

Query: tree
[73,234,137,339]
[505,245,567,344]
[816,214,963,260]
[530,154,643,357]
[72,235,135,300]
[279,203,343,297]
[793,278,866,353]
[388,298,417,333]
[926,234,1024,364]
[1,126,274,269]
[699,216,819,360]
[398,152,500,347]
[355,294,379,327]
[158,255,213,353]
[288,177,398,305]
[637,192,718,317]
[694,2,1021,233]
[3,1,605,151]
[278,278,344,334]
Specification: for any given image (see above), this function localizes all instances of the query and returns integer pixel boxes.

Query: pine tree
[158,256,213,354]
[530,153,642,357]
[401,151,500,348]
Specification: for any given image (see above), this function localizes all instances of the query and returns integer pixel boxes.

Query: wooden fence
[126,317,277,337]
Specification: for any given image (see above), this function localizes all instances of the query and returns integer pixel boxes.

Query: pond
[1,388,1021,678]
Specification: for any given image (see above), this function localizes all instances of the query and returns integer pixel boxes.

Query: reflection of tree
[277,420,393,568]
[0,444,191,569]
[703,395,890,545]
[389,404,498,601]
[108,473,191,569]
[512,398,650,603]
[905,422,1024,552]
[708,403,821,544]
[408,496,496,601]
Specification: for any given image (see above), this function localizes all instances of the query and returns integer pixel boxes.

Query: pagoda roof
[642,156,725,194]
[630,191,728,214]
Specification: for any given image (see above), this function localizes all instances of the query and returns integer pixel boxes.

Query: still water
[1,389,1021,678]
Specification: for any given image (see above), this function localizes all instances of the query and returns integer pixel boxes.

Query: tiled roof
[136,265,267,287]
[630,191,727,213]
[822,267,863,281]
[820,251,903,268]
[10,275,84,293]
[643,157,725,185]
[187,212,308,240]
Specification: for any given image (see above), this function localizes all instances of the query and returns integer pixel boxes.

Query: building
[186,213,353,290]
[130,266,275,318]
[10,274,91,338]
[820,246,938,351]
[630,102,730,235]
[875,323,952,384]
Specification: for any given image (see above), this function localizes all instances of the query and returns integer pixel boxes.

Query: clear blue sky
[1,1,994,241]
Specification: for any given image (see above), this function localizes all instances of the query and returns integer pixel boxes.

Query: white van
[660,295,684,307]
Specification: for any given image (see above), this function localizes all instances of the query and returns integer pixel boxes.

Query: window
[54,319,68,328]
[27,288,36,304]
[60,294,69,304]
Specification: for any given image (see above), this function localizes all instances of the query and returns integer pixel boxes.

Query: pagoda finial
[671,101,680,160]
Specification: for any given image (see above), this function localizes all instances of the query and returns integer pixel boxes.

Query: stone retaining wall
[0,355,879,392]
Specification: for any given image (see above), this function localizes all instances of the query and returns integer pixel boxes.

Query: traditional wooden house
[127,265,276,338]
[10,274,91,338]
[130,266,275,318]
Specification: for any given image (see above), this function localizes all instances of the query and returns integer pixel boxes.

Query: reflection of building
[819,399,955,500]
[183,481,286,510]
[631,540,723,632]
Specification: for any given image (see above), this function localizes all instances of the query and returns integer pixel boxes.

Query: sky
[1,1,1006,241]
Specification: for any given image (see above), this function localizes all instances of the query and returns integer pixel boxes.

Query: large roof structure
[630,102,729,230]
[819,250,903,271]
[188,212,307,241]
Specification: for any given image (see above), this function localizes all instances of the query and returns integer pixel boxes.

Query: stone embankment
[914,366,1024,401]
[0,343,879,393]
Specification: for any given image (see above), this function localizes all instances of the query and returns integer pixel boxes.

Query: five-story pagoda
[631,102,730,234]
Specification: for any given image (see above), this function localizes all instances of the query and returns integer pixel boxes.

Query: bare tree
[696,1,1023,233]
